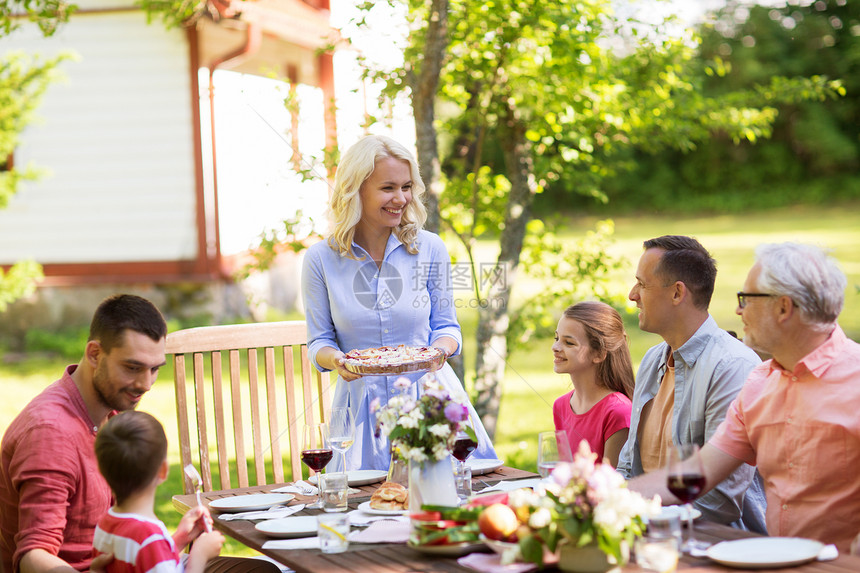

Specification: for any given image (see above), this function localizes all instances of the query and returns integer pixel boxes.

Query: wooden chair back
[166,321,331,494]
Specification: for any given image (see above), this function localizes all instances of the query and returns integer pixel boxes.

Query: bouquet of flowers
[371,375,473,464]
[506,441,661,567]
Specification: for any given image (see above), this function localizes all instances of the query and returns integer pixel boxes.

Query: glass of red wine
[301,422,332,509]
[451,417,478,472]
[666,443,709,553]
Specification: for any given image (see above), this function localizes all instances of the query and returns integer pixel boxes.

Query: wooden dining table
[173,469,860,573]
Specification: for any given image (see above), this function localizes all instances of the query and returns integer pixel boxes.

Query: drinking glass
[317,513,350,554]
[537,430,573,478]
[301,422,332,509]
[666,444,709,553]
[320,472,349,512]
[328,407,355,471]
[451,415,478,473]
[635,535,680,573]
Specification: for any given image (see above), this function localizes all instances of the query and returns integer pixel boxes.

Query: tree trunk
[472,107,535,439]
[410,0,448,234]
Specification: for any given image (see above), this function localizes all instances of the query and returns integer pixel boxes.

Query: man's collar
[661,315,719,369]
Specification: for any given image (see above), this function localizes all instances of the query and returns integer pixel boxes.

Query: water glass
[537,430,573,478]
[635,535,680,573]
[320,472,349,512]
[317,512,350,554]
[646,513,682,549]
[454,464,472,503]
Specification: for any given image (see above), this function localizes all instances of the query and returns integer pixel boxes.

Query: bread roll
[369,481,409,510]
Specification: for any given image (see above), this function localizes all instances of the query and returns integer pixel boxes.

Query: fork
[294,480,317,495]
[184,464,212,532]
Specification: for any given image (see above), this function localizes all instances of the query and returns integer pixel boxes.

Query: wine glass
[301,422,332,509]
[666,444,710,553]
[537,430,573,478]
[328,407,355,471]
[452,415,478,471]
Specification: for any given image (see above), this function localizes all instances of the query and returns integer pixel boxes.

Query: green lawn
[2,202,859,556]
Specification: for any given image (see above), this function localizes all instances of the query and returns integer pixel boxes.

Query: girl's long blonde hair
[328,134,427,258]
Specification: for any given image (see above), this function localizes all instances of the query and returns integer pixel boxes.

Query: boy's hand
[173,506,214,548]
[190,531,224,561]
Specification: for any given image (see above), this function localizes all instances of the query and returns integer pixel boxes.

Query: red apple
[478,503,519,541]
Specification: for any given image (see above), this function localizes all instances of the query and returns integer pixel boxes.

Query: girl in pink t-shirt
[551,301,633,467]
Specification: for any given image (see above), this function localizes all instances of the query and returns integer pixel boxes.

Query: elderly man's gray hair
[755,243,846,332]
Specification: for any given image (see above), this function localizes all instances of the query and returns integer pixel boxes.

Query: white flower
[528,507,553,529]
[398,413,419,429]
[508,488,540,509]
[370,397,381,413]
[429,423,451,438]
[432,441,449,460]
[394,376,412,391]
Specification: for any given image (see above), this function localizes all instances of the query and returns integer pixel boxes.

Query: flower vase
[408,456,459,511]
[557,541,628,573]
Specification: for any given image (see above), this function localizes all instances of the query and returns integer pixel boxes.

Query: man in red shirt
[0,294,167,573]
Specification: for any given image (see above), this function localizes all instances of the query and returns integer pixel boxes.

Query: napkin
[218,504,306,521]
[478,478,541,493]
[348,519,410,544]
[348,510,409,527]
[262,537,320,551]
[271,481,319,496]
[457,554,537,573]
[818,544,838,561]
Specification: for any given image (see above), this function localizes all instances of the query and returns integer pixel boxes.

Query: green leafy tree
[344,0,842,436]
[1,1,72,311]
[592,0,858,213]
[1,0,75,36]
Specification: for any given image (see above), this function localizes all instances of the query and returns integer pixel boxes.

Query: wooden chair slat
[229,349,249,488]
[192,352,211,491]
[264,347,284,484]
[247,348,266,486]
[173,354,193,494]
[210,351,231,490]
[283,346,301,480]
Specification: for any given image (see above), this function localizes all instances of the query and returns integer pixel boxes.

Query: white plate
[254,515,319,539]
[657,505,702,522]
[208,493,295,513]
[407,540,484,556]
[357,501,408,516]
[465,458,504,475]
[480,534,518,556]
[308,470,388,487]
[706,537,824,569]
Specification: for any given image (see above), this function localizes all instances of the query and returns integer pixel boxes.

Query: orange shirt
[638,365,675,473]
[710,326,860,550]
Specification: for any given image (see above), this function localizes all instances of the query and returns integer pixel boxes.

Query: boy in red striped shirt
[93,411,223,573]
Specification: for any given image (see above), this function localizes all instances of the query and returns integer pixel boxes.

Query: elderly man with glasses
[631,242,860,551]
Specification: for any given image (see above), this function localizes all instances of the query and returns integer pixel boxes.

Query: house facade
[0,0,336,331]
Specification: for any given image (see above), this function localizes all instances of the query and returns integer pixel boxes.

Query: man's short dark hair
[95,411,168,504]
[643,235,717,310]
[88,294,167,353]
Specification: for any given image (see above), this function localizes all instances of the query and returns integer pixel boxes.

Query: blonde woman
[301,134,496,471]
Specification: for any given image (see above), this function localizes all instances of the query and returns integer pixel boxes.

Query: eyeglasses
[736,292,776,309]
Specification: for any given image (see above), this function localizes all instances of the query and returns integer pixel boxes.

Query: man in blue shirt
[617,235,766,531]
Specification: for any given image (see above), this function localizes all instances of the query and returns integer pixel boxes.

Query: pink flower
[444,402,468,423]
[370,397,381,413]
[394,377,412,391]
